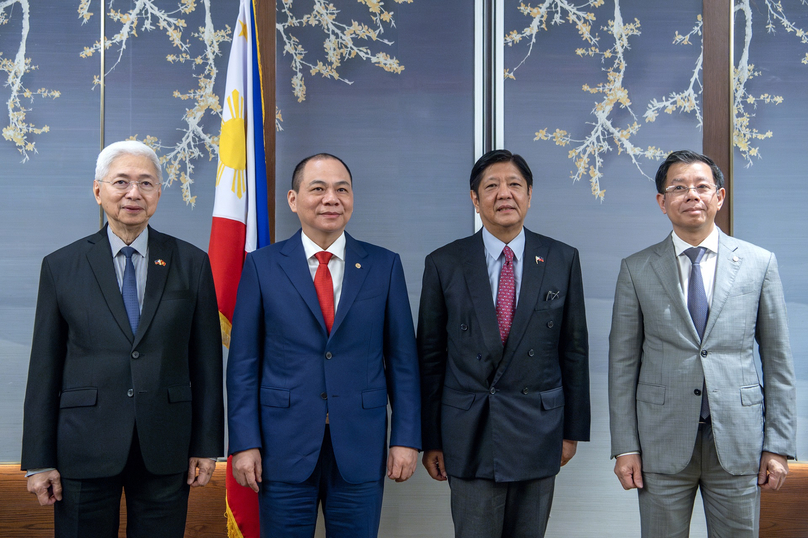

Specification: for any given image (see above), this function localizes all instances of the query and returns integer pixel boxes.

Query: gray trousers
[448,475,555,538]
[639,423,760,538]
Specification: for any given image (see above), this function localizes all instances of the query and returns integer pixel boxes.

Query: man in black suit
[21,140,224,538]
[418,149,590,538]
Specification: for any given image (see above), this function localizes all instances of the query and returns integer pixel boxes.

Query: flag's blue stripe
[251,0,271,248]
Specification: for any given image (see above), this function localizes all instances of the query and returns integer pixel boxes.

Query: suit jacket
[21,226,224,478]
[418,228,591,482]
[608,231,796,475]
[226,230,421,484]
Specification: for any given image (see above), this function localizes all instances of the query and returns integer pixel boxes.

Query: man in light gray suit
[608,150,796,537]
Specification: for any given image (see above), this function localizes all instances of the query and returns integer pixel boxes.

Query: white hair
[95,140,162,183]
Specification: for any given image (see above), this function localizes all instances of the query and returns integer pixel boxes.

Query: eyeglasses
[97,179,159,193]
[664,184,717,199]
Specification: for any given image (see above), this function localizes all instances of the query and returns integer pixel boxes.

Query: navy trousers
[259,425,385,538]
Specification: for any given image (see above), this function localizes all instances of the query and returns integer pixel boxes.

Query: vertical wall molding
[702,0,733,235]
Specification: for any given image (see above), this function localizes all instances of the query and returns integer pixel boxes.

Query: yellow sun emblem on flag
[216,88,247,198]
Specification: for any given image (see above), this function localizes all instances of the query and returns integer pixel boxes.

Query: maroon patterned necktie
[496,246,515,345]
[314,251,334,334]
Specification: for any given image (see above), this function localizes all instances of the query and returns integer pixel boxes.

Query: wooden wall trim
[0,464,227,537]
[702,0,733,235]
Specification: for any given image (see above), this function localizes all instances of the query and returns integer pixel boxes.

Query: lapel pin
[154,259,166,266]
[355,263,361,269]
[732,256,739,262]
[536,256,544,264]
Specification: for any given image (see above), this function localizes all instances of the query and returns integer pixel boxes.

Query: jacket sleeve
[21,257,66,471]
[559,248,591,441]
[226,253,266,455]
[755,253,797,459]
[383,254,422,450]
[608,258,644,458]
[416,254,449,452]
[188,254,224,458]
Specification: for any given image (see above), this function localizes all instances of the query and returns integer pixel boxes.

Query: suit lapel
[491,231,548,385]
[331,233,369,338]
[278,230,329,335]
[135,227,171,347]
[86,227,134,342]
[649,235,700,342]
[463,232,505,364]
[703,231,741,341]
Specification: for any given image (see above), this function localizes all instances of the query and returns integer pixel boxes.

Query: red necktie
[314,251,334,334]
[496,246,515,345]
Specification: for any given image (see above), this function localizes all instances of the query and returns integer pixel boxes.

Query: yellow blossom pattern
[1,0,61,161]
[508,1,664,201]
[78,0,231,206]
[278,0,412,102]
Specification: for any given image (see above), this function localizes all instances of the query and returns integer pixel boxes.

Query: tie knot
[502,245,514,263]
[684,247,706,265]
[315,251,333,265]
[120,246,136,260]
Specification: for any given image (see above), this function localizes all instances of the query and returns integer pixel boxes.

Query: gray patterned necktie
[684,246,709,419]
[121,246,140,335]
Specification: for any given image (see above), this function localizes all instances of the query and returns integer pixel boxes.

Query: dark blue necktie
[684,246,710,419]
[121,246,140,335]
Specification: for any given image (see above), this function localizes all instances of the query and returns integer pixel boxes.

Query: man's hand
[422,449,448,481]
[758,451,789,491]
[27,470,62,506]
[232,448,262,493]
[187,458,216,487]
[614,453,644,490]
[561,440,578,467]
[387,446,418,482]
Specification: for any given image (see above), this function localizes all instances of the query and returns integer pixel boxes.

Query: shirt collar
[107,226,148,257]
[301,230,346,261]
[670,226,719,256]
[482,226,525,262]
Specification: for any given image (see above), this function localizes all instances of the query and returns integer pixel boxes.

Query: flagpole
[98,0,106,230]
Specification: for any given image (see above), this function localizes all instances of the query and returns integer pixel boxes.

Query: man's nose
[496,184,512,198]
[322,187,339,203]
[124,182,142,197]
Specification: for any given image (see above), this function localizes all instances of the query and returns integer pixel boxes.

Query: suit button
[320,392,327,400]
[489,387,496,395]
[522,387,529,395]
[460,324,468,331]
[476,353,482,361]
[528,349,535,357]
[127,389,134,397]
[694,389,701,396]
[131,351,140,359]
[700,350,708,357]
[547,321,554,328]
[325,352,332,360]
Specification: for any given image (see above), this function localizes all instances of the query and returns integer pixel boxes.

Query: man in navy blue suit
[226,153,421,537]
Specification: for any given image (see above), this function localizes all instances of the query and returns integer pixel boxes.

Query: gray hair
[95,140,162,183]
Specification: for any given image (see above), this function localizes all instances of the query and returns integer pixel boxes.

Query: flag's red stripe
[226,455,261,537]
[208,217,247,322]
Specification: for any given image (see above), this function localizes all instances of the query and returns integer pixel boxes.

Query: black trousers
[54,430,190,538]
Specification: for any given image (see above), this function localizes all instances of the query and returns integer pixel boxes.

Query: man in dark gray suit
[22,140,223,538]
[609,150,796,537]
[418,149,591,538]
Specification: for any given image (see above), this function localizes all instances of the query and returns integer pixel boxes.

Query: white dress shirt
[300,231,346,311]
[670,226,719,307]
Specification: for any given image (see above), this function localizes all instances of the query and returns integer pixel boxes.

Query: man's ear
[287,189,298,213]
[470,189,480,213]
